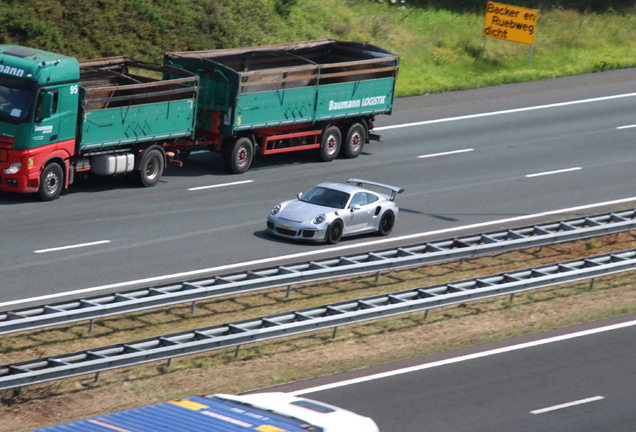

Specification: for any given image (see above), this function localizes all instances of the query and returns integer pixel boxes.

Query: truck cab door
[32,83,79,146]
[32,89,60,145]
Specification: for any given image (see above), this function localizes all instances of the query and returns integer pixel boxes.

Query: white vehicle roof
[215,392,380,432]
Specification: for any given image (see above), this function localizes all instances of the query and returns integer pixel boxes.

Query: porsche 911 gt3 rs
[266,178,404,244]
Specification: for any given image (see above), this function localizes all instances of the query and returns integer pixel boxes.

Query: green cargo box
[164,40,399,135]
[77,57,198,151]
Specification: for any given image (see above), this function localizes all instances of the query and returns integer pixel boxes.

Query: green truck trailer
[0,40,398,200]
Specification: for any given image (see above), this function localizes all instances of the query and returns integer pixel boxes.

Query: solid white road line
[188,180,254,191]
[4,195,636,309]
[616,124,636,130]
[526,167,582,178]
[418,149,474,159]
[531,396,605,414]
[34,240,111,254]
[290,321,636,395]
[375,92,636,131]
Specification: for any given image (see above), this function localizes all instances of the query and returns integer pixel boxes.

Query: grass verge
[4,1,636,97]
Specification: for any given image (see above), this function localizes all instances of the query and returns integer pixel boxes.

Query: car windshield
[300,186,350,209]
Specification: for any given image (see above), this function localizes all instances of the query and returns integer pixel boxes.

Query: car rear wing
[347,178,404,201]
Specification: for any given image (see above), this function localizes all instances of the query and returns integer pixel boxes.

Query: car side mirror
[351,204,361,211]
[297,192,303,199]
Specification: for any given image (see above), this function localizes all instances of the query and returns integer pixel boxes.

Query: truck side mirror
[39,91,54,120]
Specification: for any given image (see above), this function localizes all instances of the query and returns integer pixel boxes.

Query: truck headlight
[4,163,21,174]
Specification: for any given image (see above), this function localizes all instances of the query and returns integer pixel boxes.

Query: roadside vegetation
[1,1,636,97]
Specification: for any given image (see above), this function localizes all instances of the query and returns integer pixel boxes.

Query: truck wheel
[134,147,165,187]
[317,126,341,162]
[378,210,395,236]
[343,123,366,158]
[38,162,64,201]
[223,137,253,174]
[326,219,344,244]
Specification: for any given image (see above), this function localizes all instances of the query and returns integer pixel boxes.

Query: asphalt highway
[3,68,636,307]
[273,313,636,432]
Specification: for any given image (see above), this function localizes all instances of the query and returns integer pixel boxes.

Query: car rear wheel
[326,219,344,244]
[378,211,395,236]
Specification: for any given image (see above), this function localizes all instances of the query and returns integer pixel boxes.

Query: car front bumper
[266,216,328,242]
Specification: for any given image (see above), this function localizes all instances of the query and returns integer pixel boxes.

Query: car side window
[349,192,367,208]
[349,192,378,208]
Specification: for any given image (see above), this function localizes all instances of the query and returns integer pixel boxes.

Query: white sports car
[266,178,404,244]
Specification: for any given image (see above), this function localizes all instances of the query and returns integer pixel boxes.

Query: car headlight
[4,163,21,174]
[270,204,281,216]
[312,214,326,224]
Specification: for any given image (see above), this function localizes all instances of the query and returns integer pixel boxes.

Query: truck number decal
[70,85,79,94]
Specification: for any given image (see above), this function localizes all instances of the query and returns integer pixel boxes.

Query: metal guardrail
[1,247,635,391]
[2,209,636,336]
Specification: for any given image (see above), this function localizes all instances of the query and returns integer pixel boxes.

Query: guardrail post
[94,372,100,382]
[285,285,292,298]
[89,319,95,335]
[509,293,514,302]
[166,358,172,367]
[589,278,595,290]
[13,387,21,397]
[332,327,338,338]
[191,301,197,315]
[375,272,380,282]
[234,345,241,358]
[423,309,429,320]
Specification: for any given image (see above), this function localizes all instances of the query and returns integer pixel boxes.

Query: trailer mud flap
[369,132,381,142]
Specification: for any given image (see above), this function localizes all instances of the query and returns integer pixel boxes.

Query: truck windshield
[0,85,34,124]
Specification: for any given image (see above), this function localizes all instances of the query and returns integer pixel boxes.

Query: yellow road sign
[483,1,538,45]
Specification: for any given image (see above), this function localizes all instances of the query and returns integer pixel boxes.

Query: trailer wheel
[38,162,64,201]
[343,123,366,158]
[134,147,165,187]
[317,126,341,162]
[223,137,253,174]
[326,219,344,244]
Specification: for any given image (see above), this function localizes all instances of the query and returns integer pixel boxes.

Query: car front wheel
[326,219,344,244]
